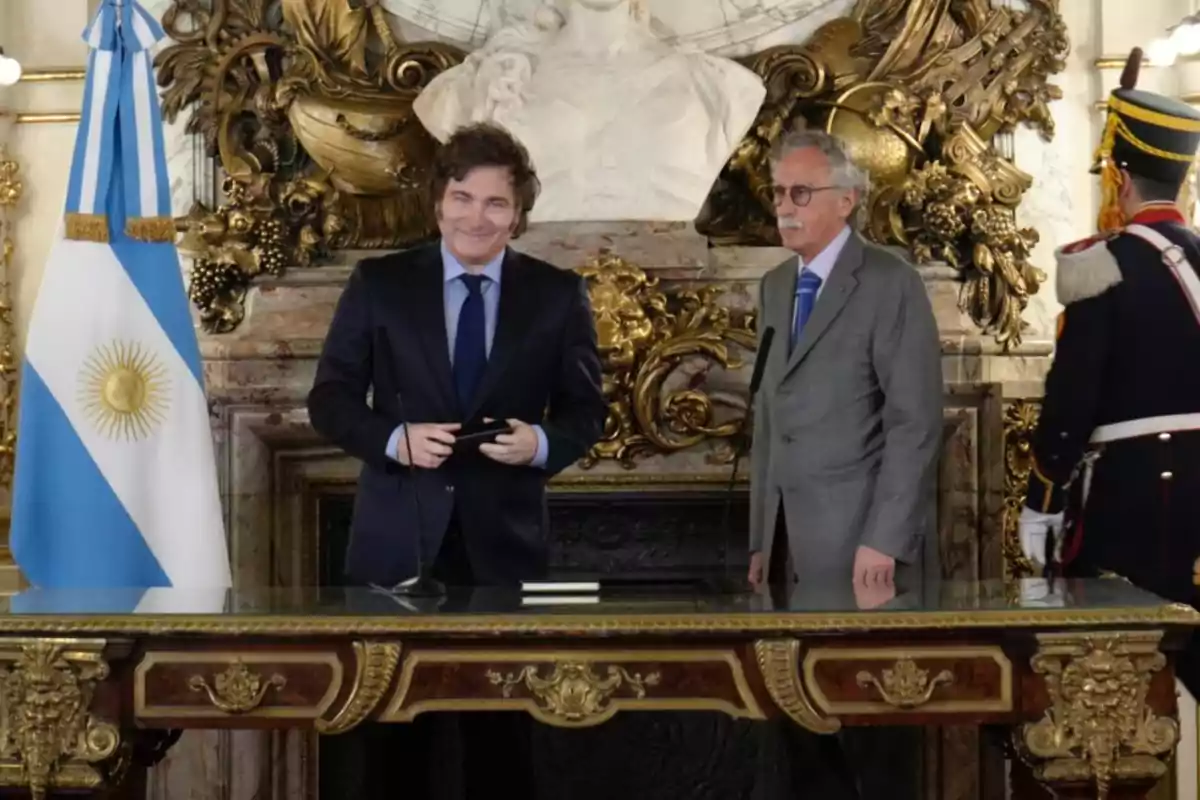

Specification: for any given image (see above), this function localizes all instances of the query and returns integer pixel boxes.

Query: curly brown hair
[429,123,541,237]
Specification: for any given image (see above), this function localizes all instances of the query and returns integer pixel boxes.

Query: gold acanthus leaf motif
[315,641,401,735]
[188,661,287,715]
[157,0,465,333]
[575,254,757,469]
[855,657,953,708]
[0,640,120,800]
[485,662,661,727]
[703,0,1067,350]
[1019,633,1178,800]
[753,639,840,734]
[1002,400,1041,581]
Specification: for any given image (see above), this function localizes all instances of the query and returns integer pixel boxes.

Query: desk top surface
[0,578,1195,636]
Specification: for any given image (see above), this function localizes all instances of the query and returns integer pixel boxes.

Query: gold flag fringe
[125,216,178,243]
[64,213,110,242]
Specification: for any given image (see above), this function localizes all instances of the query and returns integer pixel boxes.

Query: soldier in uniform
[1019,49,1200,694]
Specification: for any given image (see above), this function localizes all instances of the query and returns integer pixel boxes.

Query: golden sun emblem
[78,341,170,441]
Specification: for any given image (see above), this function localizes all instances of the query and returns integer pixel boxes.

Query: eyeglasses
[771,184,841,207]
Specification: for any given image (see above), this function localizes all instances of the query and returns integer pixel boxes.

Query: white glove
[1018,507,1064,566]
[1019,577,1066,607]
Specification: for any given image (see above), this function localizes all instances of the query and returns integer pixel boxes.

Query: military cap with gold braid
[1094,47,1200,232]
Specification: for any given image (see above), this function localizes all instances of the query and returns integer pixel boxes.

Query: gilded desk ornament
[753,639,840,734]
[314,641,401,735]
[1003,400,1042,581]
[188,660,286,715]
[854,657,953,709]
[700,0,1067,349]
[485,662,662,728]
[1018,632,1178,799]
[0,639,120,800]
[575,254,757,469]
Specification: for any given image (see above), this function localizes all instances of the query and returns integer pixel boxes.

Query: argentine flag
[9,0,231,589]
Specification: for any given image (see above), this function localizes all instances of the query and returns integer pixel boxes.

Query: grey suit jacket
[749,231,943,583]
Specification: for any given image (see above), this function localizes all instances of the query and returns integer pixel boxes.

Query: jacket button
[782,435,794,444]
[1161,471,1174,480]
[445,485,455,493]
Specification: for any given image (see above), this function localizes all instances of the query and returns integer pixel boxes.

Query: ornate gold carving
[0,145,21,493]
[804,645,1012,714]
[0,605,1196,638]
[134,651,344,720]
[575,254,757,469]
[485,662,661,727]
[1018,632,1178,799]
[187,661,286,714]
[158,0,465,332]
[701,0,1068,349]
[1004,400,1041,581]
[754,639,840,733]
[315,641,401,735]
[854,657,953,708]
[0,639,119,799]
[383,648,765,724]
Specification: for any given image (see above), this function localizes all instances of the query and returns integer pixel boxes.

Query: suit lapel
[465,248,538,419]
[407,246,457,413]
[780,232,863,382]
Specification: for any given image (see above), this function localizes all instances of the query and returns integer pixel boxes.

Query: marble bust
[413,0,767,222]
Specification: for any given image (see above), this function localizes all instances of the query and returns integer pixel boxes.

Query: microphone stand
[390,415,447,598]
[722,327,775,585]
[377,334,446,598]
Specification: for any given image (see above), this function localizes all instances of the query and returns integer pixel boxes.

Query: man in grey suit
[747,129,942,799]
[748,129,943,594]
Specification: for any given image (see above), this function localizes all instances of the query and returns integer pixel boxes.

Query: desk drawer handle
[188,661,287,715]
[855,658,953,708]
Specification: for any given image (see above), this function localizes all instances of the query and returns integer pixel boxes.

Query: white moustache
[778,219,804,230]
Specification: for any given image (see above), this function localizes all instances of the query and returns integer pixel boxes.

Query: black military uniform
[1023,73,1200,693]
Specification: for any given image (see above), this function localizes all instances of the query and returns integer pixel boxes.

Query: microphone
[723,326,775,580]
[376,334,446,598]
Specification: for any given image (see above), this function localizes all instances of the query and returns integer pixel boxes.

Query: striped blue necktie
[792,268,823,349]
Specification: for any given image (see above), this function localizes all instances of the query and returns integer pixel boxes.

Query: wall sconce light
[0,49,21,88]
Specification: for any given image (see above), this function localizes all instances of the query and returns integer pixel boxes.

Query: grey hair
[769,129,870,226]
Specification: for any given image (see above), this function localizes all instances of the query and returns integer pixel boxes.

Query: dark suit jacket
[307,242,606,586]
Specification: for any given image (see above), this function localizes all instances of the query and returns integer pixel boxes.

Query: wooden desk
[0,578,1195,799]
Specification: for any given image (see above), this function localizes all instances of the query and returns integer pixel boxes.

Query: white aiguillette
[520,581,601,594]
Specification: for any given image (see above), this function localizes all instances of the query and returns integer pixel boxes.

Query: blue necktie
[792,268,823,348]
[454,274,488,407]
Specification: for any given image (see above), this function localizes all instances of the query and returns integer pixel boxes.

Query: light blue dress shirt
[792,224,851,329]
[385,243,549,467]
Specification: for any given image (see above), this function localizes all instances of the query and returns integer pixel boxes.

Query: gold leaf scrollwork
[315,641,401,735]
[485,662,661,727]
[158,0,465,332]
[576,254,757,469]
[0,639,120,800]
[188,661,286,715]
[0,146,20,489]
[1003,400,1041,581]
[753,639,840,734]
[1018,632,1178,800]
[855,657,953,708]
[701,0,1068,350]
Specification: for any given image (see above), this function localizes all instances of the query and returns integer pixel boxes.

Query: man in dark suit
[308,122,605,799]
[308,122,605,590]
